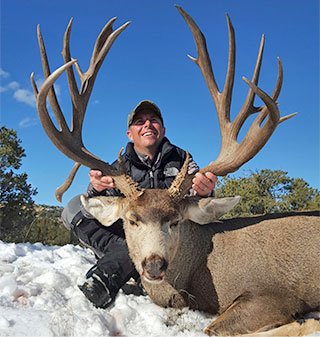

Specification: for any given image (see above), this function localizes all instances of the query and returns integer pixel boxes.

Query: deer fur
[81,191,320,336]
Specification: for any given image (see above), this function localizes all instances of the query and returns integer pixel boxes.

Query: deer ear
[80,195,125,227]
[186,196,240,225]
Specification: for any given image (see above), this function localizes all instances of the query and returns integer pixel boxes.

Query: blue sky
[1,0,319,207]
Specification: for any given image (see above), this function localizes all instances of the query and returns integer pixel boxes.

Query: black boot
[73,218,142,307]
[78,266,124,309]
[121,276,147,296]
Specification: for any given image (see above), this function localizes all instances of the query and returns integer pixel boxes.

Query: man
[62,100,217,309]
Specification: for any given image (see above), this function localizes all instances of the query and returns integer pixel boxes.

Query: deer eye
[129,220,137,226]
[170,221,179,229]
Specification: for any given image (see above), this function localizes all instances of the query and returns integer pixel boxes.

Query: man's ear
[185,196,241,225]
[80,195,126,227]
[126,129,133,142]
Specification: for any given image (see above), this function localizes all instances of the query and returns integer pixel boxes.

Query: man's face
[126,110,166,156]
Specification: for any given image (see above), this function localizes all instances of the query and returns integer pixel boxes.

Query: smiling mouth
[142,131,155,137]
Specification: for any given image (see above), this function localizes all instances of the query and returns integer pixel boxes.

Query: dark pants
[74,218,138,284]
[61,194,138,288]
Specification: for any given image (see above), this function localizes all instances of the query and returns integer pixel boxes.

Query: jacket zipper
[150,170,154,188]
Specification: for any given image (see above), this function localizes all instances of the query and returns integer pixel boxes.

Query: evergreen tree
[215,169,320,218]
[0,126,38,242]
[281,177,320,211]
[25,205,78,246]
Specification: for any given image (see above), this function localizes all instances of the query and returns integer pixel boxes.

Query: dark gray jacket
[87,137,199,197]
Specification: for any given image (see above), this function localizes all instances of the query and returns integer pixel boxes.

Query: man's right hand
[89,170,116,192]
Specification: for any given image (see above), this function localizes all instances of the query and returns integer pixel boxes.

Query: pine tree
[215,169,320,218]
[0,126,38,242]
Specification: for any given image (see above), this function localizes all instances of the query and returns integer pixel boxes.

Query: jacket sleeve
[188,155,200,175]
[86,184,123,198]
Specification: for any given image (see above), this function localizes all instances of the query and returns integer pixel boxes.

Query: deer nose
[142,254,168,281]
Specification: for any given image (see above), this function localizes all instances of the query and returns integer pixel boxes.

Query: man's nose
[143,119,152,127]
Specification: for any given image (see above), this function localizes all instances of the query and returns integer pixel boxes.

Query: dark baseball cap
[127,100,163,128]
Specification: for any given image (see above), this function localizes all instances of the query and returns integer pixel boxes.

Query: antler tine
[175,5,220,110]
[271,57,283,101]
[176,6,296,179]
[36,24,69,132]
[33,18,142,201]
[61,18,81,115]
[55,162,81,202]
[269,59,298,125]
[222,14,236,122]
[233,34,265,132]
[168,152,193,201]
[117,149,143,199]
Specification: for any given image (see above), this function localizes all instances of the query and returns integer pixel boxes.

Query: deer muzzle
[142,254,168,283]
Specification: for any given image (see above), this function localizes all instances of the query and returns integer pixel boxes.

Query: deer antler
[168,151,191,201]
[175,5,297,180]
[55,162,81,202]
[31,17,142,201]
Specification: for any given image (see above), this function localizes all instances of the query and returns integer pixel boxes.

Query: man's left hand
[192,172,217,196]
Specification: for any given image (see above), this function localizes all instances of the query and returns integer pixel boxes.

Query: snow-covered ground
[0,240,213,337]
[0,240,319,337]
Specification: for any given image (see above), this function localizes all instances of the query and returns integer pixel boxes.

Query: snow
[0,241,213,337]
[0,240,319,337]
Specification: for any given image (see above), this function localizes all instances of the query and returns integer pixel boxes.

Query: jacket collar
[125,137,174,168]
